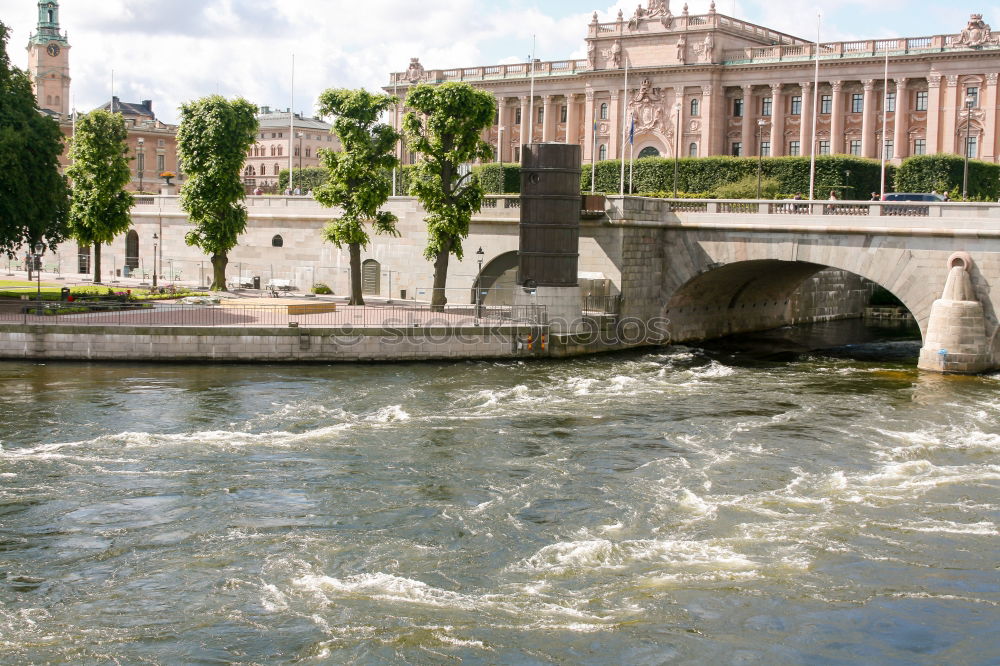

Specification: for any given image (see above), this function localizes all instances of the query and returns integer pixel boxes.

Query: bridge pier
[918,253,993,374]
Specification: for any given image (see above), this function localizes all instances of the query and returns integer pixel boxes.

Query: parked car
[881,192,945,202]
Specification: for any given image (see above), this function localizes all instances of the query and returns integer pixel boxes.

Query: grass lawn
[0,280,62,289]
[0,282,209,301]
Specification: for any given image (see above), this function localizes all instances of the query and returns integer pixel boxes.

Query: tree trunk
[348,242,364,306]
[211,253,228,291]
[93,243,102,284]
[430,242,452,312]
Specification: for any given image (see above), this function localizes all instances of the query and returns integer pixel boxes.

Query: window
[760,141,770,157]
[790,95,802,115]
[820,94,832,114]
[515,108,521,124]
[761,97,772,116]
[598,144,607,160]
[690,99,700,116]
[156,155,164,171]
[271,235,283,248]
[305,148,311,158]
[788,140,800,156]
[537,107,544,124]
[966,86,979,108]
[274,163,280,174]
[733,98,744,117]
[638,146,660,158]
[851,93,864,113]
[914,138,926,155]
[915,91,928,111]
[879,139,894,159]
[965,136,978,158]
[294,146,300,157]
[271,133,277,138]
[688,143,698,157]
[277,146,283,156]
[137,152,145,172]
[270,145,276,156]
[560,106,567,123]
[599,103,608,120]
[886,92,896,113]
[850,140,862,156]
[158,139,165,147]
[260,165,267,176]
[731,141,742,157]
[818,140,830,155]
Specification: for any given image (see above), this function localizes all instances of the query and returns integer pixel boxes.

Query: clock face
[46,43,60,57]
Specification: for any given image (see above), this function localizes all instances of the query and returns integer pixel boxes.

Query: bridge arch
[472,251,519,306]
[658,235,933,345]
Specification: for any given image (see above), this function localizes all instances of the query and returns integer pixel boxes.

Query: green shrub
[471,163,521,194]
[893,154,1000,200]
[312,282,333,295]
[713,176,782,200]
[277,167,329,192]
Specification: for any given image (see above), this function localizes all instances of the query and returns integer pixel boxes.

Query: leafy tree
[176,95,259,290]
[314,88,400,305]
[277,167,328,192]
[403,82,494,309]
[0,22,69,258]
[66,110,133,283]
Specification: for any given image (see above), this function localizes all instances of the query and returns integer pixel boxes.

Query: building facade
[244,109,341,189]
[387,2,1000,165]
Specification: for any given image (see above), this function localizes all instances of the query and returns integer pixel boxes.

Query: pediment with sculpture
[627,79,678,138]
[956,14,999,47]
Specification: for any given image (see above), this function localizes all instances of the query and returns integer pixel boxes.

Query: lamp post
[962,93,975,200]
[475,247,485,325]
[672,102,682,197]
[756,118,767,199]
[33,243,44,310]
[137,137,144,193]
[152,233,158,288]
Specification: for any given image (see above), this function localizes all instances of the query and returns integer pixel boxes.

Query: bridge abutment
[918,254,993,374]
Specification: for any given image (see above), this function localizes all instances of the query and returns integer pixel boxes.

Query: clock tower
[27,1,70,115]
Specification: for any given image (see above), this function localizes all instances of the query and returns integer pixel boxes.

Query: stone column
[893,78,909,159]
[769,84,785,156]
[519,95,531,158]
[740,85,755,155]
[799,81,814,156]
[942,75,960,155]
[926,73,942,154]
[542,95,556,143]
[861,79,877,157]
[583,89,595,161]
[830,81,844,154]
[985,73,999,163]
[566,94,580,146]
[918,253,992,374]
[700,85,715,156]
[609,90,621,160]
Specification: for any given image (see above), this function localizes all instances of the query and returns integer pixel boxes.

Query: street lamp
[962,93,975,200]
[137,137,144,193]
[33,243,43,312]
[475,247,485,325]
[152,233,158,288]
[756,118,768,199]
[672,102,682,197]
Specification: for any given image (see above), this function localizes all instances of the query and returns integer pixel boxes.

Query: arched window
[125,230,139,270]
[638,146,660,159]
[277,145,283,156]
[362,259,381,295]
[690,99,700,117]
[599,103,609,120]
[598,144,607,160]
[274,163,280,175]
[270,145,276,157]
[54,95,60,106]
[48,10,53,23]
[271,235,283,247]
[260,164,267,176]
[244,165,255,176]
[46,95,52,105]
[688,143,698,157]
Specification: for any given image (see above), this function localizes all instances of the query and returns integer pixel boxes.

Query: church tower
[26,0,71,115]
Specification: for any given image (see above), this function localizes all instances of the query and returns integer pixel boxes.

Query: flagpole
[880,49,889,198]
[619,58,629,196]
[289,53,295,195]
[808,13,820,201]
[392,76,398,197]
[527,35,535,162]
[628,114,635,194]
[591,110,597,194]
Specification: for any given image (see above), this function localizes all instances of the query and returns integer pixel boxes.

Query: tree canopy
[314,88,400,305]
[176,95,259,290]
[0,22,69,256]
[402,82,494,308]
[66,109,134,282]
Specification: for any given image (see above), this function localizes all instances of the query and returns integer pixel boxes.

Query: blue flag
[629,115,635,145]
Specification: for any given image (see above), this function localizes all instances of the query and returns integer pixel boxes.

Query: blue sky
[0,0,995,124]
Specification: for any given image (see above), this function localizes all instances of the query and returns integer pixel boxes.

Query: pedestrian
[293,186,301,196]
[828,190,838,200]
[870,192,880,201]
[284,187,292,196]
[943,191,951,202]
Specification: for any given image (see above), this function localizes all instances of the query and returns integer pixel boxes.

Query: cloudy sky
[1,0,994,124]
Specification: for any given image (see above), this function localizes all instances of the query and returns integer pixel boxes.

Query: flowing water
[1,322,998,663]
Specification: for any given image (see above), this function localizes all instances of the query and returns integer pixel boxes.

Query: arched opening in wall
[77,243,90,274]
[471,251,519,306]
[271,235,283,248]
[125,230,139,271]
[638,146,660,159]
[663,260,921,355]
[362,259,381,296]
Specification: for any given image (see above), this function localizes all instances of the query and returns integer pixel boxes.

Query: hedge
[471,163,521,194]
[277,167,329,191]
[893,154,1000,200]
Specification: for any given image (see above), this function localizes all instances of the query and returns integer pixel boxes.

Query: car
[881,192,945,202]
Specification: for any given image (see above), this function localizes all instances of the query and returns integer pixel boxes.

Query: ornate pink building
[388,2,1000,165]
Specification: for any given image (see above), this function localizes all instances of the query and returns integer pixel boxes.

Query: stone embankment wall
[0,325,548,363]
[788,269,878,324]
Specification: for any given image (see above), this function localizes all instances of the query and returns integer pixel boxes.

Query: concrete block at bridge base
[517,285,583,334]
[917,261,992,374]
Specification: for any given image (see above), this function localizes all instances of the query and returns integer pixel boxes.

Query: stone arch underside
[474,251,520,306]
[657,233,954,345]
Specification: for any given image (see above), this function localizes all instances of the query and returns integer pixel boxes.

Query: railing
[722,31,979,64]
[825,203,871,216]
[0,301,547,328]
[583,294,622,316]
[667,201,709,213]
[768,201,810,215]
[718,202,760,214]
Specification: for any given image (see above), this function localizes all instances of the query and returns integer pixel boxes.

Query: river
[1,321,997,663]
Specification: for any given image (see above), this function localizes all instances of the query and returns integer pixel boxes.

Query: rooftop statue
[956,14,998,47]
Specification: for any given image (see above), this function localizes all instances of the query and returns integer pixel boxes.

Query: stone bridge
[58,194,1000,373]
